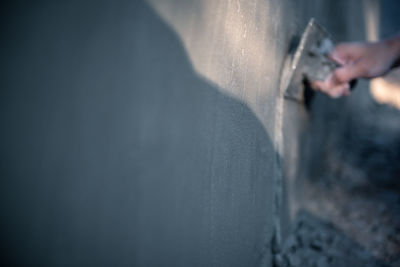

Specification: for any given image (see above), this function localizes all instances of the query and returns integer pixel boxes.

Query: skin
[312,34,400,98]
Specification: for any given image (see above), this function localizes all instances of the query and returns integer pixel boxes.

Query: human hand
[312,39,400,98]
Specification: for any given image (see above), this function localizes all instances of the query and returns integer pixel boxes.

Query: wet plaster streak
[270,50,291,266]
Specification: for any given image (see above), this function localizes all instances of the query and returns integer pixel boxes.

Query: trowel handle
[349,79,357,90]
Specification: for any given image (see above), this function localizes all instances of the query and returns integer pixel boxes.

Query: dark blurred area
[296,0,400,265]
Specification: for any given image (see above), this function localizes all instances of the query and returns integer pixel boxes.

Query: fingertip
[311,81,322,89]
[310,81,319,88]
[341,83,351,97]
[329,83,350,98]
[329,50,346,65]
[329,90,341,99]
[311,81,329,94]
[333,67,351,84]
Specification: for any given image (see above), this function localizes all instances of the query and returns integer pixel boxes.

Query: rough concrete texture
[301,178,400,266]
[277,211,388,267]
[0,0,376,266]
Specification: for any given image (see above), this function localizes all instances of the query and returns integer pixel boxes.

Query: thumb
[332,63,364,84]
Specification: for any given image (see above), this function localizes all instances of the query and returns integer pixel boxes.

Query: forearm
[384,33,400,69]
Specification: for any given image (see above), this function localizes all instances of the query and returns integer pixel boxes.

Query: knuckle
[334,70,347,84]
[358,63,371,77]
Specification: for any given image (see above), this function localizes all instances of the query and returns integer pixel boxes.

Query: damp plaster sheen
[0,0,363,266]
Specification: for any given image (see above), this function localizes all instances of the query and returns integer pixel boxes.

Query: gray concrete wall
[0,0,362,266]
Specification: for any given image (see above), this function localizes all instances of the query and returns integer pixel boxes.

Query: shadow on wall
[0,1,276,266]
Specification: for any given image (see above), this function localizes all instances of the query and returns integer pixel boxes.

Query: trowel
[282,18,356,102]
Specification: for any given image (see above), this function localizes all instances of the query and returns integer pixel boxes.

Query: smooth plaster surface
[0,0,364,266]
[0,1,275,266]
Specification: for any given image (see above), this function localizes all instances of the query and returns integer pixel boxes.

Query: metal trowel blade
[283,18,339,101]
